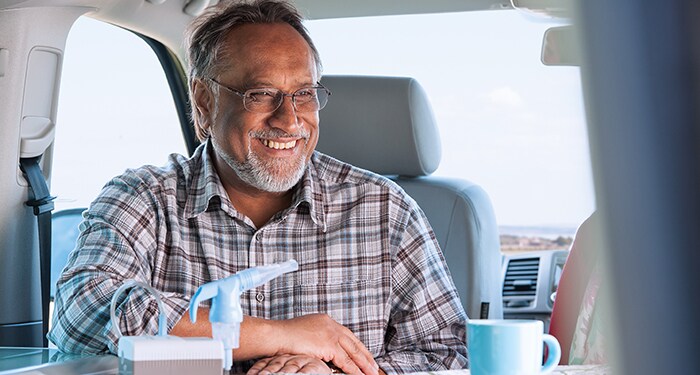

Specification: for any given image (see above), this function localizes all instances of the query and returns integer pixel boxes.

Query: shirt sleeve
[375,201,469,373]
[47,173,190,354]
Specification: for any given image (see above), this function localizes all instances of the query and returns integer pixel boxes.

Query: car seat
[549,212,603,364]
[50,208,85,299]
[317,75,503,319]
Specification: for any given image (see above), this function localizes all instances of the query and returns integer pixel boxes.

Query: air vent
[503,257,539,297]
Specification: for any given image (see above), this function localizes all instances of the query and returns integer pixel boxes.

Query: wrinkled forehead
[216,23,319,81]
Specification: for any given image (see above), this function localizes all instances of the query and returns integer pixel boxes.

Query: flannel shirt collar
[184,140,231,219]
[185,141,326,230]
[291,151,326,231]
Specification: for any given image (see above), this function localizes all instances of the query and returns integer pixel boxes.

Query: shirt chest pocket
[293,278,387,356]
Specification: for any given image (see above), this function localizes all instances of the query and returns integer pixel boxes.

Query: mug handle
[541,333,561,374]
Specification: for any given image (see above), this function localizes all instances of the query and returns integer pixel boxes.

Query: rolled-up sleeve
[48,175,190,354]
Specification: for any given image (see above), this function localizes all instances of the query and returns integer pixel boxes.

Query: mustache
[249,129,310,139]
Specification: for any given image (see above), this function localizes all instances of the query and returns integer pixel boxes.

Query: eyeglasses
[208,78,331,114]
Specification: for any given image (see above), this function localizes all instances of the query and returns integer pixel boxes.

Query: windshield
[307,10,595,247]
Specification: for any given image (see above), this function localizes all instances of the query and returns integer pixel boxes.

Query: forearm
[375,336,467,372]
[50,277,118,353]
[378,284,468,371]
[379,207,468,372]
[50,271,190,354]
[171,307,279,361]
[172,310,378,375]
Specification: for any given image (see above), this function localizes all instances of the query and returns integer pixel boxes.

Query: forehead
[217,23,318,85]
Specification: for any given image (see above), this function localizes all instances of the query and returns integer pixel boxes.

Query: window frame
[136,34,198,156]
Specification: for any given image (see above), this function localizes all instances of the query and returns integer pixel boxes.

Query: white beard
[211,134,309,193]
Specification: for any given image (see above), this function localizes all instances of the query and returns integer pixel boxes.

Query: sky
[51,10,595,230]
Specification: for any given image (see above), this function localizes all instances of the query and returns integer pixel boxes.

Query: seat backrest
[50,208,85,298]
[549,212,602,364]
[317,75,502,319]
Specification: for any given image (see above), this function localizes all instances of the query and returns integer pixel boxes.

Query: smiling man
[49,1,467,374]
[194,20,323,228]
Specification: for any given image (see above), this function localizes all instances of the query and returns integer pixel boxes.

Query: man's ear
[193,78,214,132]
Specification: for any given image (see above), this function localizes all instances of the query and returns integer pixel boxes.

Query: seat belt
[19,156,56,347]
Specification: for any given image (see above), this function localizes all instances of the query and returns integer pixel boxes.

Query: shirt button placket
[251,230,266,309]
[250,231,262,254]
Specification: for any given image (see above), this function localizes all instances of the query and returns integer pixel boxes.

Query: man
[49,1,467,373]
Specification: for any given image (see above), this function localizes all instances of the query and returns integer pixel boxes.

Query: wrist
[265,318,291,356]
[235,316,279,360]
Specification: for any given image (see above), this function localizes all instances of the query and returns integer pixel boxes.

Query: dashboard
[501,249,569,332]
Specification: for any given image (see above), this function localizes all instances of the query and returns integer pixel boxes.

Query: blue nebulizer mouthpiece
[189,260,299,371]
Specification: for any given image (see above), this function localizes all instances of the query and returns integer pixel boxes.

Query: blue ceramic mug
[468,319,561,375]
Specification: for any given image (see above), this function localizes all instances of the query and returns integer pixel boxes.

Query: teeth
[262,139,296,150]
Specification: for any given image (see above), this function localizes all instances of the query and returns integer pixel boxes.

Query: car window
[53,12,594,253]
[52,17,187,212]
[307,11,595,252]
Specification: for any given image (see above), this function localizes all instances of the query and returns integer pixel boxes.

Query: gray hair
[185,0,323,141]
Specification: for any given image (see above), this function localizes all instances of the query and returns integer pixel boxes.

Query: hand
[270,313,379,375]
[247,354,331,375]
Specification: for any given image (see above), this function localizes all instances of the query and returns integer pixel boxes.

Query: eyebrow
[240,79,317,90]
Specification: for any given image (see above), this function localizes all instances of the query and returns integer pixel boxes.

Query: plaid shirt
[49,141,467,373]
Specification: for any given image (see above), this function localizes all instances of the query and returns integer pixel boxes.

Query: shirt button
[255,293,265,303]
[255,232,262,242]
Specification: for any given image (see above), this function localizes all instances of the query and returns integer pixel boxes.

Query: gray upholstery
[318,75,441,176]
[318,75,503,319]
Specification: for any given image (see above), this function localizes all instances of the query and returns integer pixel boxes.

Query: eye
[245,89,278,102]
[295,88,317,100]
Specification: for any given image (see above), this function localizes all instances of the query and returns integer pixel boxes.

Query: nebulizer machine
[111,260,298,374]
[190,259,299,370]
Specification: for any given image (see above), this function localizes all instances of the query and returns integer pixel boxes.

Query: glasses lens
[243,88,282,113]
[295,88,329,112]
[241,87,330,113]
[292,88,317,112]
[317,88,329,110]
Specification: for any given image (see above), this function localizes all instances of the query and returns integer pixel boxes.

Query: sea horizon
[498,225,577,239]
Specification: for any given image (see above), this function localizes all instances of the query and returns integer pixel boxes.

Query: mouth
[260,139,298,150]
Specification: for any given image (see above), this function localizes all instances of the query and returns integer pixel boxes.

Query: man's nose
[269,94,300,130]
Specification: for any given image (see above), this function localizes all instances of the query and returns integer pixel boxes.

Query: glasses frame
[208,78,331,114]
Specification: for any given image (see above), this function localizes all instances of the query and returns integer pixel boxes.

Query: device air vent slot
[503,257,539,297]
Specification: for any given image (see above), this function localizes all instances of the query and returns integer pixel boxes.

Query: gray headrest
[317,75,441,176]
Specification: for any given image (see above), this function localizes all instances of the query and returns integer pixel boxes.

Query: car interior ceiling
[2,1,700,375]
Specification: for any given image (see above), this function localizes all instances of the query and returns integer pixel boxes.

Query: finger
[278,361,303,374]
[338,334,378,375]
[247,357,273,375]
[331,344,363,375]
[299,361,332,374]
[258,356,290,374]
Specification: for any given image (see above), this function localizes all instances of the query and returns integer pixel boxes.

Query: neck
[227,185,293,228]
[212,155,295,228]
